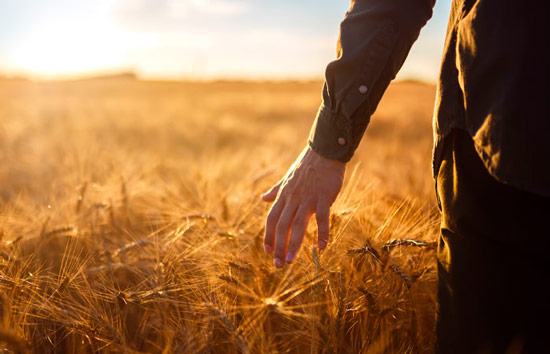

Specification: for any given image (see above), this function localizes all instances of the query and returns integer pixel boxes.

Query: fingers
[266,196,331,266]
[273,203,298,268]
[316,201,330,250]
[264,200,284,254]
[261,182,281,202]
[285,205,313,264]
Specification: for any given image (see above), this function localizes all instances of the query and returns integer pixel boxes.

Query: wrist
[306,145,346,168]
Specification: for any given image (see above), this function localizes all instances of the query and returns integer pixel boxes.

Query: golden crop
[0,78,438,353]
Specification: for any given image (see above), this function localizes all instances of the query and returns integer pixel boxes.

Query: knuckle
[270,200,282,211]
[315,206,327,217]
[265,220,276,233]
[279,185,297,198]
[276,218,290,230]
[276,219,289,234]
[275,230,288,244]
[293,214,304,224]
[266,207,280,224]
[265,223,276,238]
[306,165,316,174]
[289,228,305,249]
[266,215,277,228]
[274,240,285,250]
[287,190,300,198]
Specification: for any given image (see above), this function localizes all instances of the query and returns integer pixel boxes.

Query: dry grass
[0,78,439,353]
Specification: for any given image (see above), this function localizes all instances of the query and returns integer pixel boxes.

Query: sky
[0,0,451,81]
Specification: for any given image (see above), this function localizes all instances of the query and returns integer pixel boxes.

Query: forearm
[308,0,435,162]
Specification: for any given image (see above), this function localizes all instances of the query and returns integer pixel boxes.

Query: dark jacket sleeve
[308,0,436,162]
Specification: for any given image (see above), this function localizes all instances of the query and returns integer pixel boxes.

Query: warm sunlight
[2,1,546,353]
[9,19,124,78]
[1,0,450,81]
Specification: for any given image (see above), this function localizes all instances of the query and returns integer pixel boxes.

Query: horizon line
[0,70,435,85]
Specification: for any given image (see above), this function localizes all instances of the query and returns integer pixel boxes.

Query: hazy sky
[0,0,451,81]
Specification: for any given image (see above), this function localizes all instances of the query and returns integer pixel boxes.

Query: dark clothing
[308,0,434,161]
[436,129,550,353]
[306,0,550,352]
[308,0,550,197]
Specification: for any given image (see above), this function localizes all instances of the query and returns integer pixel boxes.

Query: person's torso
[433,0,550,196]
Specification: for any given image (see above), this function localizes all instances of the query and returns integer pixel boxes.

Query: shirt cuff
[307,104,353,163]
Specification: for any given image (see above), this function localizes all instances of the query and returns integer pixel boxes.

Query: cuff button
[358,85,368,94]
[337,137,346,146]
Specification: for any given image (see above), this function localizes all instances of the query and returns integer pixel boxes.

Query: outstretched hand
[261,146,346,268]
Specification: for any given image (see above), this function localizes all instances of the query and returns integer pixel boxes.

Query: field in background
[0,79,439,353]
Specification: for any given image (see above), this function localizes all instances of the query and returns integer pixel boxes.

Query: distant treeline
[0,71,138,82]
[0,74,30,81]
[72,71,138,82]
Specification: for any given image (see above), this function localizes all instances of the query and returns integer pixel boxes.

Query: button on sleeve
[306,0,435,163]
[308,104,353,162]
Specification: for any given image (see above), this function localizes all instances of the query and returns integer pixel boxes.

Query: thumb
[261,182,281,202]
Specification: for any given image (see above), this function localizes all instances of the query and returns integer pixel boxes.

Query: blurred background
[1,0,450,82]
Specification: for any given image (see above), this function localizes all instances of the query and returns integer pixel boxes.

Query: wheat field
[0,78,439,353]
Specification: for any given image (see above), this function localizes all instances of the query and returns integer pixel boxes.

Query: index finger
[264,199,284,254]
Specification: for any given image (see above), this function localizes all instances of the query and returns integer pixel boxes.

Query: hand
[261,146,346,268]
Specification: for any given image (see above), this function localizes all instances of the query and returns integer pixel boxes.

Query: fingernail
[264,245,273,253]
[285,252,295,263]
[274,258,283,268]
[318,240,327,250]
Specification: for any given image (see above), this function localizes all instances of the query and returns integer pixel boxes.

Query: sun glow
[1,0,449,81]
[9,19,125,78]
